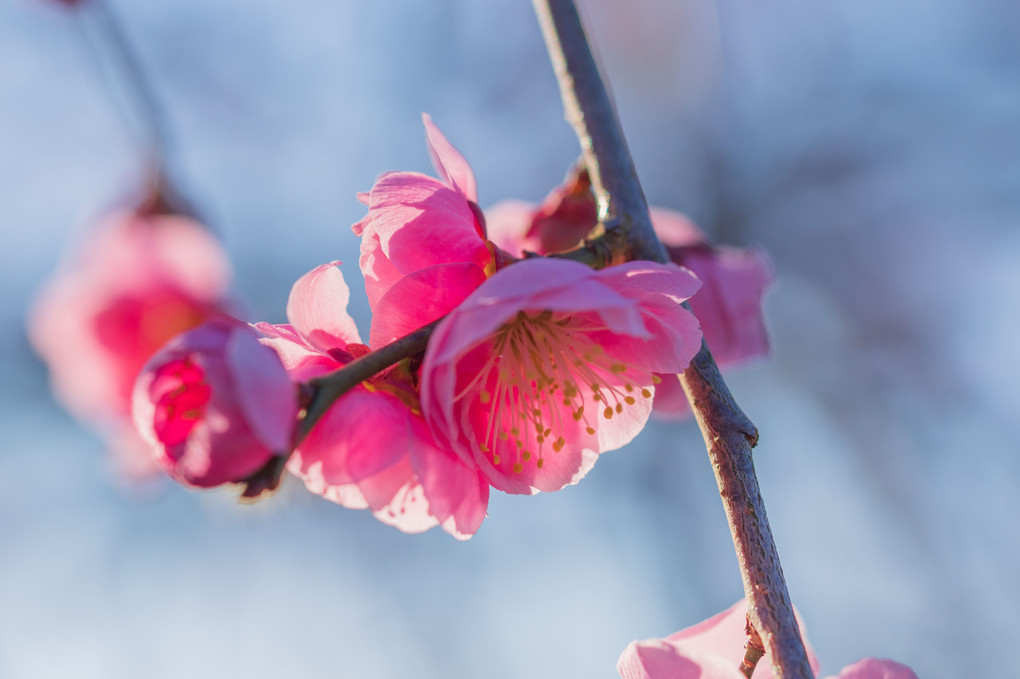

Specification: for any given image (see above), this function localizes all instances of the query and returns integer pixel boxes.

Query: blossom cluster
[33,117,771,537]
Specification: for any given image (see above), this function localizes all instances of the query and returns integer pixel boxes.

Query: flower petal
[227,326,298,453]
[407,415,490,539]
[483,200,535,257]
[422,113,478,202]
[286,262,362,352]
[617,638,747,679]
[368,171,490,275]
[828,658,919,679]
[251,322,340,382]
[369,262,488,349]
[665,600,821,678]
[650,207,708,249]
[682,246,773,368]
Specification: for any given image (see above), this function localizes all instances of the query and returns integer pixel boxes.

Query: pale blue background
[1,1,1018,677]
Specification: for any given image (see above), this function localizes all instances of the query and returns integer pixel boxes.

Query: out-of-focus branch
[531,1,813,677]
[81,0,170,171]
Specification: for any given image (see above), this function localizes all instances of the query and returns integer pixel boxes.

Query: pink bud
[132,318,298,488]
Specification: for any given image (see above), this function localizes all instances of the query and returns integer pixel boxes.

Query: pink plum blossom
[420,257,703,495]
[132,317,298,488]
[255,262,489,539]
[353,114,508,348]
[617,599,917,679]
[486,176,773,419]
[29,210,235,474]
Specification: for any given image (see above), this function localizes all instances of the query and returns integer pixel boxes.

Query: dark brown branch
[295,318,442,445]
[532,1,813,677]
[533,0,668,266]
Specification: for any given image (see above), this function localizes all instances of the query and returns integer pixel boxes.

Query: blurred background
[2,0,1017,676]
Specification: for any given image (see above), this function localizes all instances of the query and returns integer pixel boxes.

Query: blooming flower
[617,600,917,679]
[486,175,773,418]
[132,317,298,488]
[420,257,702,495]
[353,114,506,347]
[29,210,235,474]
[255,262,489,539]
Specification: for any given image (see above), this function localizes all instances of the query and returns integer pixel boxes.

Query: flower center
[151,357,211,451]
[458,310,658,474]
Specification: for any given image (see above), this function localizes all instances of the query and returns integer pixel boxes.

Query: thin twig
[740,614,767,678]
[532,1,813,677]
[295,319,442,444]
[81,0,170,169]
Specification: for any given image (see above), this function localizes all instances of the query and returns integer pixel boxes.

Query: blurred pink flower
[420,257,702,495]
[132,317,297,488]
[256,262,489,539]
[617,600,916,679]
[29,211,235,473]
[647,208,774,418]
[486,175,773,419]
[353,114,508,348]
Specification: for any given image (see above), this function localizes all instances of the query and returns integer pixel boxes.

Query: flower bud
[132,318,298,488]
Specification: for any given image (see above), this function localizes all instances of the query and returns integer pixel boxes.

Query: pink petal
[618,639,747,679]
[368,469,441,535]
[650,207,708,249]
[289,387,408,491]
[683,246,773,368]
[828,658,919,679]
[369,262,488,349]
[665,600,821,679]
[427,258,638,365]
[482,200,535,257]
[227,326,298,453]
[358,219,406,310]
[422,113,478,202]
[286,262,362,352]
[648,373,693,420]
[81,213,231,302]
[368,171,490,270]
[251,322,340,382]
[595,260,703,305]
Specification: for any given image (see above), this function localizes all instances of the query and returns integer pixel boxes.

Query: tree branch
[532,1,813,677]
[81,0,170,170]
[295,318,442,445]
